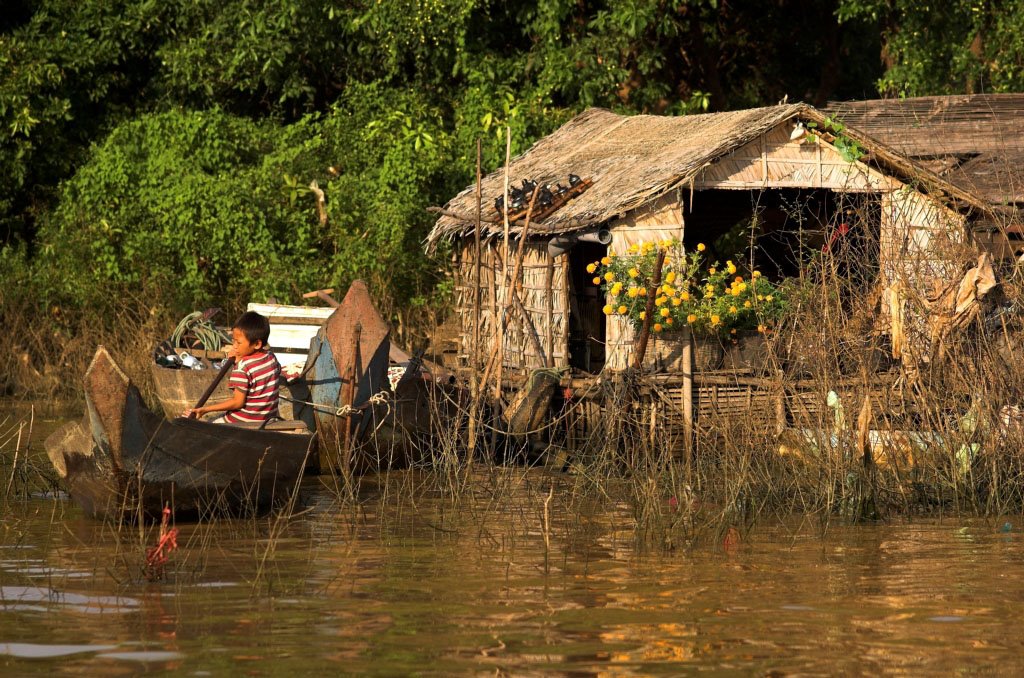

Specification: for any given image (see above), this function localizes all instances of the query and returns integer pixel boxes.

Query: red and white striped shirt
[224,351,281,424]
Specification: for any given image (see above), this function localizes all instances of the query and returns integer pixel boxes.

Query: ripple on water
[0,586,139,614]
[0,642,118,658]
[97,650,185,662]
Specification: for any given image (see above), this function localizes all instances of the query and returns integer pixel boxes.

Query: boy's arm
[184,389,246,418]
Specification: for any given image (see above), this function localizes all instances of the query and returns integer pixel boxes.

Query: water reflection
[3,410,1024,673]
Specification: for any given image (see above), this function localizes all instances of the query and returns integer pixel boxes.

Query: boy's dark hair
[233,311,271,346]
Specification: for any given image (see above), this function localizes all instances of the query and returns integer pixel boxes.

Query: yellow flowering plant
[588,239,788,338]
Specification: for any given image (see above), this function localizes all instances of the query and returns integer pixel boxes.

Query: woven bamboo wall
[880,189,966,296]
[454,241,569,370]
[605,195,685,370]
[695,125,898,192]
[879,189,967,355]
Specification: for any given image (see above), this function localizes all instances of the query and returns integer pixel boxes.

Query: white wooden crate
[246,303,334,368]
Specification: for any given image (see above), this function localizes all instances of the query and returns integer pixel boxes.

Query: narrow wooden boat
[45,347,315,520]
[305,280,393,473]
[306,281,464,474]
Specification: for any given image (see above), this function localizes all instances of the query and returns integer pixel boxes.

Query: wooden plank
[246,303,335,322]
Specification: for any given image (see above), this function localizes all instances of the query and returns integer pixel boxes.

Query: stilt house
[426,103,998,378]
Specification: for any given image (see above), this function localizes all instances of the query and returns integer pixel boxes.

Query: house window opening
[681,189,881,291]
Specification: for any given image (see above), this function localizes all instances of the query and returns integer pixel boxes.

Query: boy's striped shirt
[224,351,281,424]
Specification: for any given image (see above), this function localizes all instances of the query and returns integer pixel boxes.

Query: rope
[171,311,231,352]
[280,389,392,418]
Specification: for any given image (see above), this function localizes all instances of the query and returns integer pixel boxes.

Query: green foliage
[0,0,1012,343]
[838,0,1024,95]
[806,117,865,163]
[28,82,459,314]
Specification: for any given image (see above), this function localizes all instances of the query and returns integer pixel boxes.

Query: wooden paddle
[186,357,235,418]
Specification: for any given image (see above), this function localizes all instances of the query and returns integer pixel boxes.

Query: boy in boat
[184,311,281,424]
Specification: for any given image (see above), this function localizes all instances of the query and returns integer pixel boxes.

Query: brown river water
[3,405,1024,675]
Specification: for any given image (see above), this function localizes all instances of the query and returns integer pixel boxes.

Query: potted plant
[586,239,788,372]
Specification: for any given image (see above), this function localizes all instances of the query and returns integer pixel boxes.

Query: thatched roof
[826,95,1024,207]
[428,104,990,251]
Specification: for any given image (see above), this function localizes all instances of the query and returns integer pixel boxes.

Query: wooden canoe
[45,347,316,520]
[306,281,464,474]
[305,280,392,472]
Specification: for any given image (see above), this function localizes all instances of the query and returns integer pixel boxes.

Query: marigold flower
[638,287,647,296]
[726,261,737,274]
[672,298,682,306]
[603,304,614,315]
[687,314,697,324]
[586,263,597,273]
[697,243,706,252]
[592,277,601,285]
[639,311,646,320]
[653,323,663,332]
[730,328,737,335]
[617,305,627,314]
[601,256,612,266]
[709,267,716,274]
[735,275,744,283]
[729,305,738,314]
[665,271,677,284]
[744,300,752,308]
[752,270,761,278]
[627,287,640,298]
[655,296,667,306]
[666,317,673,325]
[604,272,615,282]
[628,243,639,254]
[611,282,623,295]
[766,295,774,302]
[757,324,767,333]
[628,267,640,278]
[711,315,721,326]
[739,283,747,292]
[660,307,670,317]
[680,291,690,301]
[662,284,674,296]
[757,295,765,301]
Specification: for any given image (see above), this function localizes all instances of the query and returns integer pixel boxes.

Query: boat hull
[305,281,464,474]
[46,347,315,520]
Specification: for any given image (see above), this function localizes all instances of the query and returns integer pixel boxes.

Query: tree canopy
[0,0,1017,318]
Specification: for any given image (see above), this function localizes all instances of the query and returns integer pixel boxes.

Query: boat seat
[225,419,311,433]
[263,419,311,433]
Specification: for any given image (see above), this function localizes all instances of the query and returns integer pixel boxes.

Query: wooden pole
[561,255,570,368]
[545,252,555,368]
[339,324,362,476]
[632,249,667,370]
[495,127,511,404]
[473,138,483,369]
[467,139,483,459]
[682,328,693,462]
[481,187,540,390]
[187,357,235,416]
